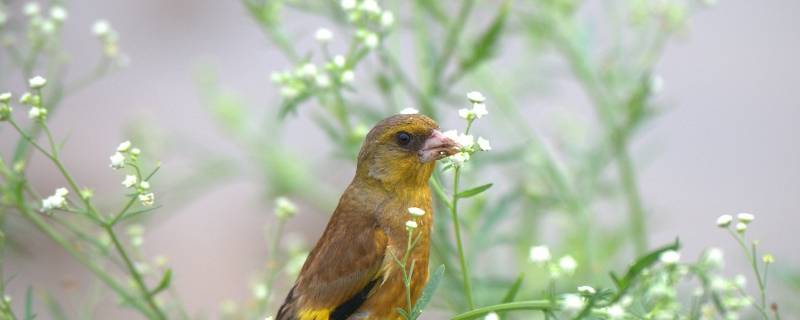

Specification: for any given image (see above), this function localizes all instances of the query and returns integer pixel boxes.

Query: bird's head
[356,114,459,188]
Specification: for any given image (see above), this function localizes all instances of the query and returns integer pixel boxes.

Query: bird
[276,114,460,320]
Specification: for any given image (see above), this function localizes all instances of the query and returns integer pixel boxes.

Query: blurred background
[1,0,799,319]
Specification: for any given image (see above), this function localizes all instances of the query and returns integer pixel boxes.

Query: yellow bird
[276,114,459,320]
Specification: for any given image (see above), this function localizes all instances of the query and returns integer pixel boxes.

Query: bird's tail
[275,286,298,320]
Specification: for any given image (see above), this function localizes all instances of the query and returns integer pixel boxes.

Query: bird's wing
[276,214,388,320]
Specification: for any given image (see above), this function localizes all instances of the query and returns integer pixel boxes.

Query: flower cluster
[109,141,153,206]
[443,92,492,167]
[340,0,394,49]
[405,207,425,231]
[41,187,68,212]
[92,19,122,59]
[271,53,355,100]
[274,196,297,220]
[19,2,67,37]
[529,245,578,277]
[717,212,755,234]
[17,76,49,121]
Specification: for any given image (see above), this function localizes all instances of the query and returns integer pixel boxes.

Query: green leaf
[458,1,509,73]
[608,239,681,303]
[456,183,493,199]
[500,273,525,304]
[150,269,173,296]
[410,265,446,319]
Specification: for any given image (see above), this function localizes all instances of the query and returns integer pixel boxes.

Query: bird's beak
[419,129,460,163]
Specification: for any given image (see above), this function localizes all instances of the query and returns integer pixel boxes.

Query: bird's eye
[396,131,412,146]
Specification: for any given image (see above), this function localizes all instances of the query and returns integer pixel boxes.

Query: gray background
[2,0,799,318]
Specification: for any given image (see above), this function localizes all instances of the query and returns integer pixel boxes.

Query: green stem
[450,166,474,310]
[105,225,167,320]
[727,229,769,319]
[615,144,648,255]
[450,300,554,320]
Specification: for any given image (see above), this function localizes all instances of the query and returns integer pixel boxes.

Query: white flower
[117,140,132,152]
[0,92,11,103]
[275,196,297,220]
[466,91,486,104]
[737,212,754,223]
[705,247,724,268]
[298,63,318,77]
[333,55,347,68]
[360,0,381,14]
[315,74,331,88]
[559,255,578,274]
[734,274,747,288]
[529,245,551,263]
[109,152,125,169]
[28,76,47,89]
[314,28,333,42]
[0,12,6,26]
[660,250,680,265]
[138,192,155,206]
[407,207,425,216]
[442,129,459,141]
[19,92,33,105]
[405,220,418,229]
[736,222,747,233]
[55,187,68,197]
[253,284,267,300]
[23,2,40,16]
[484,312,499,320]
[399,107,419,115]
[49,6,67,22]
[139,181,150,190]
[340,0,356,10]
[41,187,69,211]
[716,214,733,227]
[28,107,46,120]
[341,70,355,83]
[477,137,491,151]
[455,134,474,149]
[448,152,470,166]
[577,285,596,295]
[562,294,584,311]
[363,32,379,49]
[39,20,56,35]
[472,102,488,118]
[380,11,395,28]
[122,175,137,188]
[131,148,141,156]
[458,108,472,119]
[606,304,625,319]
[650,74,664,95]
[92,20,111,37]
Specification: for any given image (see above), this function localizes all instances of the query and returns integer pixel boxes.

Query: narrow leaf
[609,239,681,303]
[500,273,525,304]
[458,1,509,73]
[457,183,493,199]
[150,269,173,296]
